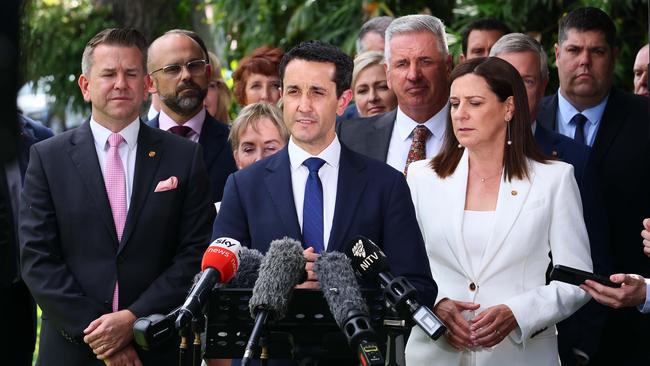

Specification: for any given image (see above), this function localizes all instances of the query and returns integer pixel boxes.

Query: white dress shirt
[90,117,139,210]
[288,136,340,250]
[386,104,448,172]
[556,89,609,147]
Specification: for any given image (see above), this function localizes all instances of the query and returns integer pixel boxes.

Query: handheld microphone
[313,251,384,365]
[176,237,242,329]
[193,247,264,289]
[345,236,446,340]
[242,237,306,366]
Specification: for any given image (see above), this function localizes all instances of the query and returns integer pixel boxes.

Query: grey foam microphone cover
[249,237,306,320]
[313,251,369,327]
[225,247,263,288]
[192,247,264,289]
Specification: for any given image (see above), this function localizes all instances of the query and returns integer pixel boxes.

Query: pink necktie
[104,133,127,312]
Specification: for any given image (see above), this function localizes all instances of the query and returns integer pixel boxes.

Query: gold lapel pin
[511,190,518,196]
[148,151,156,158]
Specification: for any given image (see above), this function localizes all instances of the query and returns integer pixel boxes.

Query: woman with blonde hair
[203,51,232,123]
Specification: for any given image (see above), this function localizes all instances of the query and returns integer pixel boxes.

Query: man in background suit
[633,44,648,97]
[20,28,215,365]
[459,18,511,62]
[213,39,437,307]
[491,32,611,366]
[338,15,452,175]
[146,29,237,203]
[536,8,650,365]
[1,114,52,366]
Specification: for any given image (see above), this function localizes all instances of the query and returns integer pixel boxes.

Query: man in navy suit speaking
[212,40,437,303]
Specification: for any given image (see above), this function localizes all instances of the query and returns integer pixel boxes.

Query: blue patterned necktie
[571,113,588,145]
[302,157,326,253]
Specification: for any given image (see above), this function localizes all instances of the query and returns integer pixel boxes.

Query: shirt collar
[89,116,140,151]
[395,103,449,140]
[288,135,341,172]
[158,108,206,135]
[557,88,609,127]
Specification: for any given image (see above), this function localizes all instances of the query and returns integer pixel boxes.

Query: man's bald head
[148,29,208,72]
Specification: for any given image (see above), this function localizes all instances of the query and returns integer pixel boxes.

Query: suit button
[469,282,477,291]
[552,150,559,157]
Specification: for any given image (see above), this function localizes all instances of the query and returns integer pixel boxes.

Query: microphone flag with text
[175,237,242,329]
[313,251,385,365]
[242,237,306,365]
[345,236,447,340]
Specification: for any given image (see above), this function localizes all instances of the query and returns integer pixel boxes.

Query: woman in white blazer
[405,57,592,366]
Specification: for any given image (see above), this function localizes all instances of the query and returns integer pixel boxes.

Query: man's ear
[147,74,158,94]
[78,74,91,102]
[144,74,153,99]
[337,89,353,116]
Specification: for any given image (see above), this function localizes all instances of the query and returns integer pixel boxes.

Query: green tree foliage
[21,1,116,122]
[21,0,195,126]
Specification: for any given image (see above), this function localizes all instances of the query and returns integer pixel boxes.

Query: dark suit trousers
[1,281,36,366]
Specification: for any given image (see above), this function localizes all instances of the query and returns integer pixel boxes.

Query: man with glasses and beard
[147,29,236,203]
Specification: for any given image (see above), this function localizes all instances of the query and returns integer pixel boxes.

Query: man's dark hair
[356,16,394,54]
[164,29,210,64]
[558,7,617,48]
[81,28,148,74]
[461,18,512,55]
[279,40,353,98]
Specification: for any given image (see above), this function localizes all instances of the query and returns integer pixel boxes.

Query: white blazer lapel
[444,151,475,280]
[476,165,534,280]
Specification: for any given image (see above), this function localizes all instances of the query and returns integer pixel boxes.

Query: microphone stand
[192,317,204,366]
[179,326,189,366]
[242,311,269,366]
[383,308,408,366]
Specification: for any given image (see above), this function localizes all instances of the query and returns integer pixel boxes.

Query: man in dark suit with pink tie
[19,28,215,365]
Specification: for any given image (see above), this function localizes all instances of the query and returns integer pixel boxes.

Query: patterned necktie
[169,125,193,138]
[404,125,431,176]
[571,113,588,145]
[302,157,326,253]
[104,133,127,312]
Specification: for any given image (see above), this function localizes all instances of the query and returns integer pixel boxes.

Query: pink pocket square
[154,176,178,192]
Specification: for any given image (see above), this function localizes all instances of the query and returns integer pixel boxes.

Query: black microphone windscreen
[192,247,264,289]
[226,247,263,288]
[345,236,391,281]
[249,237,305,320]
[313,251,369,327]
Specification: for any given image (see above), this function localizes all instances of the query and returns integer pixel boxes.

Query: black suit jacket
[19,121,215,365]
[147,111,237,202]
[537,88,650,365]
[337,109,397,162]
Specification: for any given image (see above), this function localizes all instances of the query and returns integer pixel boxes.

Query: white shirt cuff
[636,280,650,313]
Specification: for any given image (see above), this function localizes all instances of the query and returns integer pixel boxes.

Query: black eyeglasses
[150,59,207,77]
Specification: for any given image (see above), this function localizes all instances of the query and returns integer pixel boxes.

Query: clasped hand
[434,299,518,350]
[83,310,140,365]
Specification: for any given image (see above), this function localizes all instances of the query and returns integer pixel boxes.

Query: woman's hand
[470,304,518,348]
[434,299,480,350]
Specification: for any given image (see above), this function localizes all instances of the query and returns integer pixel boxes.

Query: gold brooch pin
[148,151,156,158]
[511,190,518,196]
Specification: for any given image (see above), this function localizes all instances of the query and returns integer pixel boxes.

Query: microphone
[192,247,264,289]
[176,237,242,329]
[313,251,384,365]
[345,236,446,340]
[242,237,306,366]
